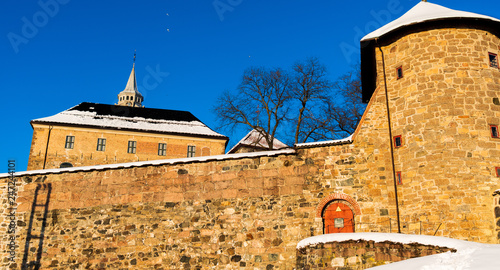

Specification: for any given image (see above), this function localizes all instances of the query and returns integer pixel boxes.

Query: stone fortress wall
[2,147,377,269]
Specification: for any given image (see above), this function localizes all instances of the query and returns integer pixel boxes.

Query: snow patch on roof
[227,129,289,154]
[33,108,226,138]
[361,1,500,41]
[294,135,353,148]
[0,149,296,178]
[297,233,500,270]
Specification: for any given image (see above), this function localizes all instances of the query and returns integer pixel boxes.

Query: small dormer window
[496,167,500,177]
[489,53,498,68]
[396,66,403,79]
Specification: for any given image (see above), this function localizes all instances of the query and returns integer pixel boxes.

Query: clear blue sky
[1,0,498,173]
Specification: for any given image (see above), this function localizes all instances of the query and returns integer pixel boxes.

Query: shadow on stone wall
[21,183,52,270]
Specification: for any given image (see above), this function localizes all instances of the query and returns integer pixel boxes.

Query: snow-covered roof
[0,148,296,178]
[294,135,353,149]
[298,233,500,270]
[361,1,500,41]
[31,102,227,139]
[227,129,289,154]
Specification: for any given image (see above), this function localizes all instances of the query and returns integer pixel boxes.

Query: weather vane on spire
[133,50,136,66]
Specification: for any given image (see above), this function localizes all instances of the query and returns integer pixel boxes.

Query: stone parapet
[296,239,456,269]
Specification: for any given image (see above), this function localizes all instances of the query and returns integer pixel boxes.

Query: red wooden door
[323,202,354,233]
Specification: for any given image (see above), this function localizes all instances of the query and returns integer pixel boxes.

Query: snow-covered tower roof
[361,1,500,42]
[31,102,228,140]
[360,1,500,103]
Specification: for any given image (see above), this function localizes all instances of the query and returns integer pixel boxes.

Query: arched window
[322,200,355,233]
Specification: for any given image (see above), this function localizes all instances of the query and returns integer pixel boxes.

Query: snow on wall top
[31,102,227,139]
[294,135,353,148]
[361,1,500,41]
[0,148,296,178]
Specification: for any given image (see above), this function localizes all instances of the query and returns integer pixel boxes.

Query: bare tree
[213,67,291,150]
[290,57,333,144]
[324,65,365,137]
[214,59,365,149]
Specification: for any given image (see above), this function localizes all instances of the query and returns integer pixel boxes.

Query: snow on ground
[297,233,500,270]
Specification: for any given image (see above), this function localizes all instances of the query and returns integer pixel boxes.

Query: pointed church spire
[123,63,138,93]
[117,51,144,107]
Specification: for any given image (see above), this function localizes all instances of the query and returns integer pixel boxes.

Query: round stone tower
[359,1,500,243]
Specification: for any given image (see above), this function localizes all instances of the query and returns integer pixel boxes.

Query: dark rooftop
[71,102,201,122]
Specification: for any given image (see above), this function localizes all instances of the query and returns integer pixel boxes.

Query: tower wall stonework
[372,27,500,242]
